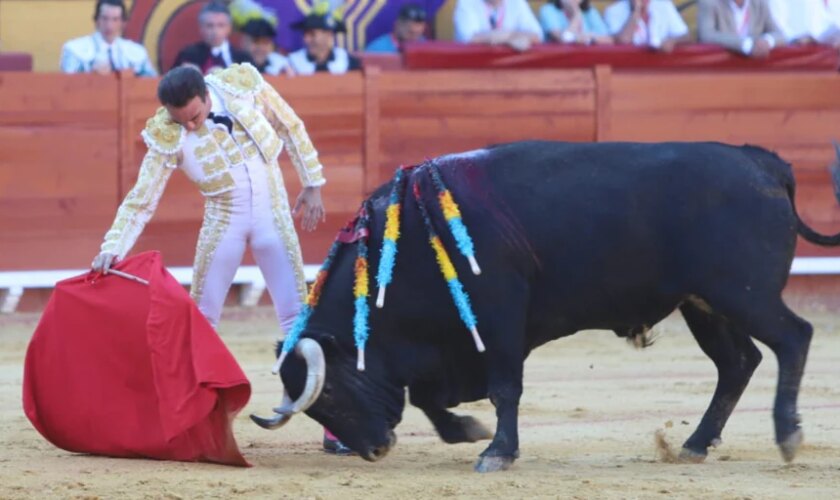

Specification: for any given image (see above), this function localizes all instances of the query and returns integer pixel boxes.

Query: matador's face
[165,91,212,132]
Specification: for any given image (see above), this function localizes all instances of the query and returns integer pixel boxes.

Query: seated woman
[540,0,613,44]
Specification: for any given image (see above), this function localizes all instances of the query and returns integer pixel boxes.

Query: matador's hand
[91,252,118,273]
[293,186,326,232]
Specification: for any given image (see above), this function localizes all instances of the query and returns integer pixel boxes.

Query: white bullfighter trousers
[190,159,302,333]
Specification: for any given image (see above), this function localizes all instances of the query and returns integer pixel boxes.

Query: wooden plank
[380,91,595,117]
[379,70,595,94]
[379,115,594,141]
[611,72,840,112]
[118,71,132,207]
[364,66,382,193]
[595,65,612,142]
[270,73,364,98]
[608,110,840,144]
[0,128,117,199]
[0,73,119,116]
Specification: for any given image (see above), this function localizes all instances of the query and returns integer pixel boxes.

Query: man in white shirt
[60,0,156,76]
[828,0,840,43]
[698,0,785,58]
[605,0,691,52]
[453,0,544,51]
[767,0,840,46]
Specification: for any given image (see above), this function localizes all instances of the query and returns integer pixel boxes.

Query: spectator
[453,0,544,52]
[173,2,252,74]
[767,0,840,46]
[60,0,156,76]
[697,0,785,58]
[240,19,294,76]
[366,3,429,53]
[605,0,690,52]
[287,10,361,75]
[540,0,613,44]
[828,0,840,44]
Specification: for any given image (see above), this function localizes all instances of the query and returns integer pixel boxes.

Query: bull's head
[250,222,406,461]
[251,165,477,461]
[249,338,325,431]
[252,329,403,461]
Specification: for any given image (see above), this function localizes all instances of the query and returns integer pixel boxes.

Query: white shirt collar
[729,0,750,16]
[210,40,230,57]
[729,0,751,37]
[210,41,233,67]
[207,85,225,115]
[93,30,120,49]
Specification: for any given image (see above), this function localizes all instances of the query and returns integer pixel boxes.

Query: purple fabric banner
[259,0,447,52]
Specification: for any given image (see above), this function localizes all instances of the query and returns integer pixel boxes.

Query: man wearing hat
[366,3,429,53]
[287,9,362,75]
[240,18,294,76]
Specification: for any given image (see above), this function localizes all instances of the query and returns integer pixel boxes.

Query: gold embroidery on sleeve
[101,151,175,258]
[256,84,325,188]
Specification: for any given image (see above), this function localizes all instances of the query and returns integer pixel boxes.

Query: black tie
[208,112,233,134]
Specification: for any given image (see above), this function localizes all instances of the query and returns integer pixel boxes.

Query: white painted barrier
[0,265,320,314]
[1,258,838,314]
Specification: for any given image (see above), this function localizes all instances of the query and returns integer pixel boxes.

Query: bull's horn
[250,412,293,430]
[286,338,326,413]
[251,339,326,431]
[272,391,296,414]
[271,350,288,375]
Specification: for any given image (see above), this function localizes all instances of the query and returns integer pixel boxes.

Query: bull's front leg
[475,362,524,473]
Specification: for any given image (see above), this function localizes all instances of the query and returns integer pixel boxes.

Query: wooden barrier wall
[600,71,840,256]
[0,74,119,270]
[2,67,840,271]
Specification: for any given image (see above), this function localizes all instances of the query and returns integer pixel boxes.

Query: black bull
[253,141,840,472]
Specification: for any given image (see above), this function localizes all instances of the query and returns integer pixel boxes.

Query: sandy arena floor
[1,306,839,499]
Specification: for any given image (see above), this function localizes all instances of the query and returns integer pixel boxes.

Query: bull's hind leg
[727,299,813,462]
[678,299,763,462]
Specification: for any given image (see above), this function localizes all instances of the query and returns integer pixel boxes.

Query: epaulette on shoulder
[207,63,264,98]
[141,107,184,155]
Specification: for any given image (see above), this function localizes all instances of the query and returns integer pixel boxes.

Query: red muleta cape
[22,251,251,466]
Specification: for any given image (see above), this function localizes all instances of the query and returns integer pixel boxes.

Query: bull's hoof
[778,428,803,463]
[678,447,707,464]
[474,455,515,473]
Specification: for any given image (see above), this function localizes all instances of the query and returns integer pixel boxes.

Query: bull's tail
[790,146,840,247]
[744,143,840,247]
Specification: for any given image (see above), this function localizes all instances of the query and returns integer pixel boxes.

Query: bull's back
[440,141,798,333]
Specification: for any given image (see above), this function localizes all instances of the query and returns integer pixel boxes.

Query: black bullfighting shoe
[323,433,356,456]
